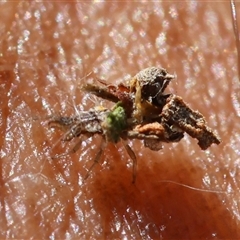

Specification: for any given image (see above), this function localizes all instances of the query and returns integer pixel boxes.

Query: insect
[49,66,220,182]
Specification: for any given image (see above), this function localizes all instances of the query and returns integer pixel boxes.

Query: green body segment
[103,102,128,143]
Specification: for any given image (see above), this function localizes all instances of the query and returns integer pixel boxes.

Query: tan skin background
[1,1,240,239]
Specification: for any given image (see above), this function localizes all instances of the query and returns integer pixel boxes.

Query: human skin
[1,1,240,239]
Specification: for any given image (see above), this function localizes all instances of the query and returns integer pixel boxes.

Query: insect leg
[122,141,137,184]
[51,138,84,159]
[84,139,106,180]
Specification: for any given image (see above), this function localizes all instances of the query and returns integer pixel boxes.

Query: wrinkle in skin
[0,1,240,239]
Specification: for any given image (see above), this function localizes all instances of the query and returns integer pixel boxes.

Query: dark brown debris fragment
[129,67,174,120]
[161,95,221,150]
[82,82,134,118]
[130,66,174,102]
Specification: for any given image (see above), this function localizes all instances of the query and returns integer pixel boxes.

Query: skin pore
[1,2,240,239]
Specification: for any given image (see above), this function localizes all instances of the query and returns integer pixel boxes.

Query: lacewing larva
[48,67,221,182]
